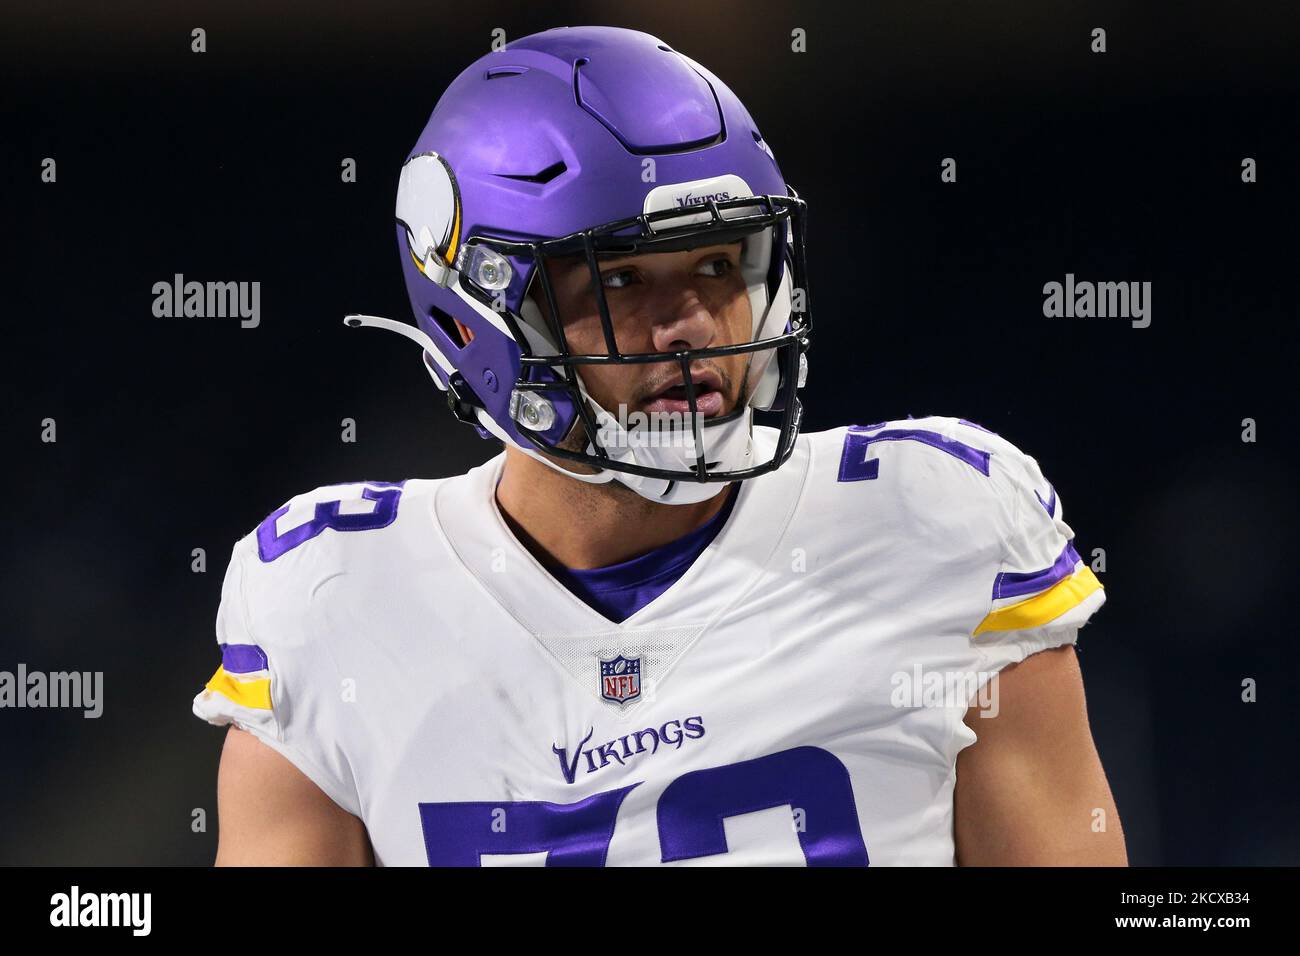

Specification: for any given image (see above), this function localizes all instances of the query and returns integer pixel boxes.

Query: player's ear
[453,320,475,346]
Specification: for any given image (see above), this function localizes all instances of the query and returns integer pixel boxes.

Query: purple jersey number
[418,746,869,866]
[658,746,868,865]
[256,482,405,563]
[838,424,991,482]
[418,786,638,867]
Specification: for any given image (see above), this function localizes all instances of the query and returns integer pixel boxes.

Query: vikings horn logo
[395,151,462,282]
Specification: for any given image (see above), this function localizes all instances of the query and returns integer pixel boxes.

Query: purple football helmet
[347,25,811,504]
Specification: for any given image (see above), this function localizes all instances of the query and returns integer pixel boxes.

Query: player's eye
[600,268,638,290]
[696,255,736,278]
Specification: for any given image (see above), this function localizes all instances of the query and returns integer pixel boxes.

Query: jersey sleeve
[191,533,364,817]
[970,435,1106,671]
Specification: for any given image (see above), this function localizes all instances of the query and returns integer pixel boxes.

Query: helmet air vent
[495,160,568,185]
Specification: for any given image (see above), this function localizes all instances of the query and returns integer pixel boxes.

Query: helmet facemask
[469,193,811,504]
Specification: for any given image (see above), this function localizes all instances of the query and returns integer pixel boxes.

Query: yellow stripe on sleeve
[973,566,1104,636]
[204,665,272,711]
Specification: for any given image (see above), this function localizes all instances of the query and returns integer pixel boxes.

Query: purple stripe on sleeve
[221,643,269,674]
[992,541,1081,600]
[958,418,995,434]
[1036,484,1057,517]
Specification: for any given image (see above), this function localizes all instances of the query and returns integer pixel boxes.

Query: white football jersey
[193,417,1105,866]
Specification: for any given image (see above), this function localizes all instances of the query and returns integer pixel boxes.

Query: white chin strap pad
[583,400,757,505]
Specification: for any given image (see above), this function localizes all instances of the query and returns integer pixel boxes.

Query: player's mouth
[642,368,726,417]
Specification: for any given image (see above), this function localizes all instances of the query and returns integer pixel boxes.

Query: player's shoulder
[198,476,452,811]
[209,475,472,681]
[223,476,454,612]
[248,473,436,548]
[790,415,1056,544]
[799,414,1040,489]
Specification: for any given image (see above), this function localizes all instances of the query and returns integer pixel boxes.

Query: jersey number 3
[256,483,405,563]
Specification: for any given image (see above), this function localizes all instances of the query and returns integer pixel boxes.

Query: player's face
[539,242,752,421]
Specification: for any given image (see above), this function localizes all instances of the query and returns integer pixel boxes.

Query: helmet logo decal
[642,174,753,231]
[643,174,751,215]
[395,151,462,276]
[675,190,731,207]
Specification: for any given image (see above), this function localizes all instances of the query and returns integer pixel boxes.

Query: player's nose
[649,291,718,353]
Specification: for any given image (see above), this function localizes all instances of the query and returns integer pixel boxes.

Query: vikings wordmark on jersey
[193,418,1104,866]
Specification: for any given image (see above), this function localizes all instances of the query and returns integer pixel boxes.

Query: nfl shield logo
[600,655,642,706]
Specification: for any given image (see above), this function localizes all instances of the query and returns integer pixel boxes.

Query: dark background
[3,0,1296,865]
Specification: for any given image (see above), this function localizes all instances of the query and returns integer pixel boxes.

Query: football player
[194,26,1125,866]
